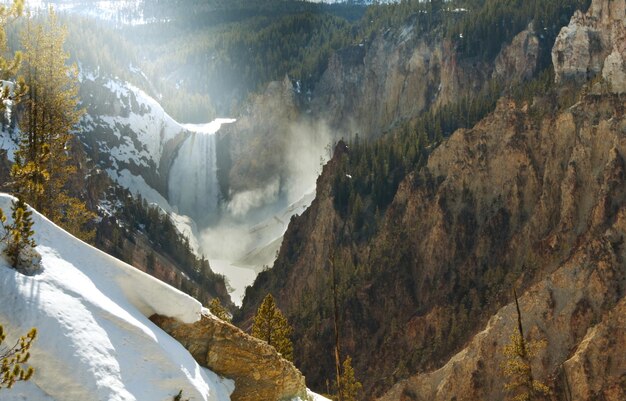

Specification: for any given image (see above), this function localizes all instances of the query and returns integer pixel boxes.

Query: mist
[199,118,333,271]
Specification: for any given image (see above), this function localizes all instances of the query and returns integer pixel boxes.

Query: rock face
[378,193,626,400]
[563,296,626,400]
[217,20,545,206]
[552,0,626,92]
[493,23,540,83]
[239,93,626,399]
[151,312,308,401]
[310,30,489,139]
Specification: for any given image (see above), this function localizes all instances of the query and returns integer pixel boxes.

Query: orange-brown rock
[378,223,626,400]
[150,312,308,401]
[240,92,626,399]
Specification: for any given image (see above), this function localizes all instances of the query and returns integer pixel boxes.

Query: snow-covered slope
[78,72,235,253]
[0,193,233,401]
[79,72,184,175]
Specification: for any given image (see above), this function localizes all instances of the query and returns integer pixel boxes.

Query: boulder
[151,311,308,401]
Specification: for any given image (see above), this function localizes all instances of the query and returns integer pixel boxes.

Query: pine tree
[0,324,36,389]
[502,290,550,401]
[0,0,26,117]
[334,356,362,401]
[251,294,294,362]
[1,198,36,269]
[146,251,156,272]
[12,9,95,241]
[209,298,231,323]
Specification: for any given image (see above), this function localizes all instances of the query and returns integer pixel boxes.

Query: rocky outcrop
[603,48,626,93]
[552,0,626,92]
[493,23,540,83]
[562,296,626,400]
[310,29,489,139]
[379,212,626,400]
[151,311,308,401]
[239,93,626,399]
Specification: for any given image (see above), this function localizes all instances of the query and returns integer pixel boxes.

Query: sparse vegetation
[0,324,36,390]
[502,290,550,401]
[1,197,36,269]
[209,298,232,323]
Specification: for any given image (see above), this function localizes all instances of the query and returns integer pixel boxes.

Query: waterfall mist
[200,118,333,267]
[167,119,236,226]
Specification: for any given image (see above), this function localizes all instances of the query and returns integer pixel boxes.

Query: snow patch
[0,193,232,401]
[303,390,332,401]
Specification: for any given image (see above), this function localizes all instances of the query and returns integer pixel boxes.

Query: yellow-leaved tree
[0,324,36,390]
[334,355,362,401]
[209,298,232,323]
[502,290,550,401]
[251,293,294,361]
[11,8,95,242]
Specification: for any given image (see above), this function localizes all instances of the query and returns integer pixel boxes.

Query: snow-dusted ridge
[0,193,233,401]
[81,74,183,170]
[78,72,234,254]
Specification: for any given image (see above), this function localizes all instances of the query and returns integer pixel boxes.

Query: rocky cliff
[493,23,540,83]
[379,250,626,401]
[377,95,626,400]
[553,0,626,93]
[151,311,308,401]
[310,30,488,139]
[237,1,626,397]
[218,14,544,215]
[242,92,626,398]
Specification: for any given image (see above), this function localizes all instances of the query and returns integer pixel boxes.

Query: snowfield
[0,193,233,401]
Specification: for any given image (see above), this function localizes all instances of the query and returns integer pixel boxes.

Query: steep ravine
[240,93,626,398]
[219,13,542,226]
[237,1,626,398]
[310,32,490,140]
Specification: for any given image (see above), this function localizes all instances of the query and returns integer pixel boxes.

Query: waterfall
[168,119,235,226]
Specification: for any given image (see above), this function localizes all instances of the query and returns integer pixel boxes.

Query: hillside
[1,0,624,399]
[0,71,235,309]
[237,0,626,398]
[0,192,330,400]
[0,194,234,401]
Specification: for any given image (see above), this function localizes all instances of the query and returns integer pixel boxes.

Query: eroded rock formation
[553,0,626,92]
[311,32,488,139]
[493,23,540,83]
[379,165,626,399]
[151,311,308,401]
